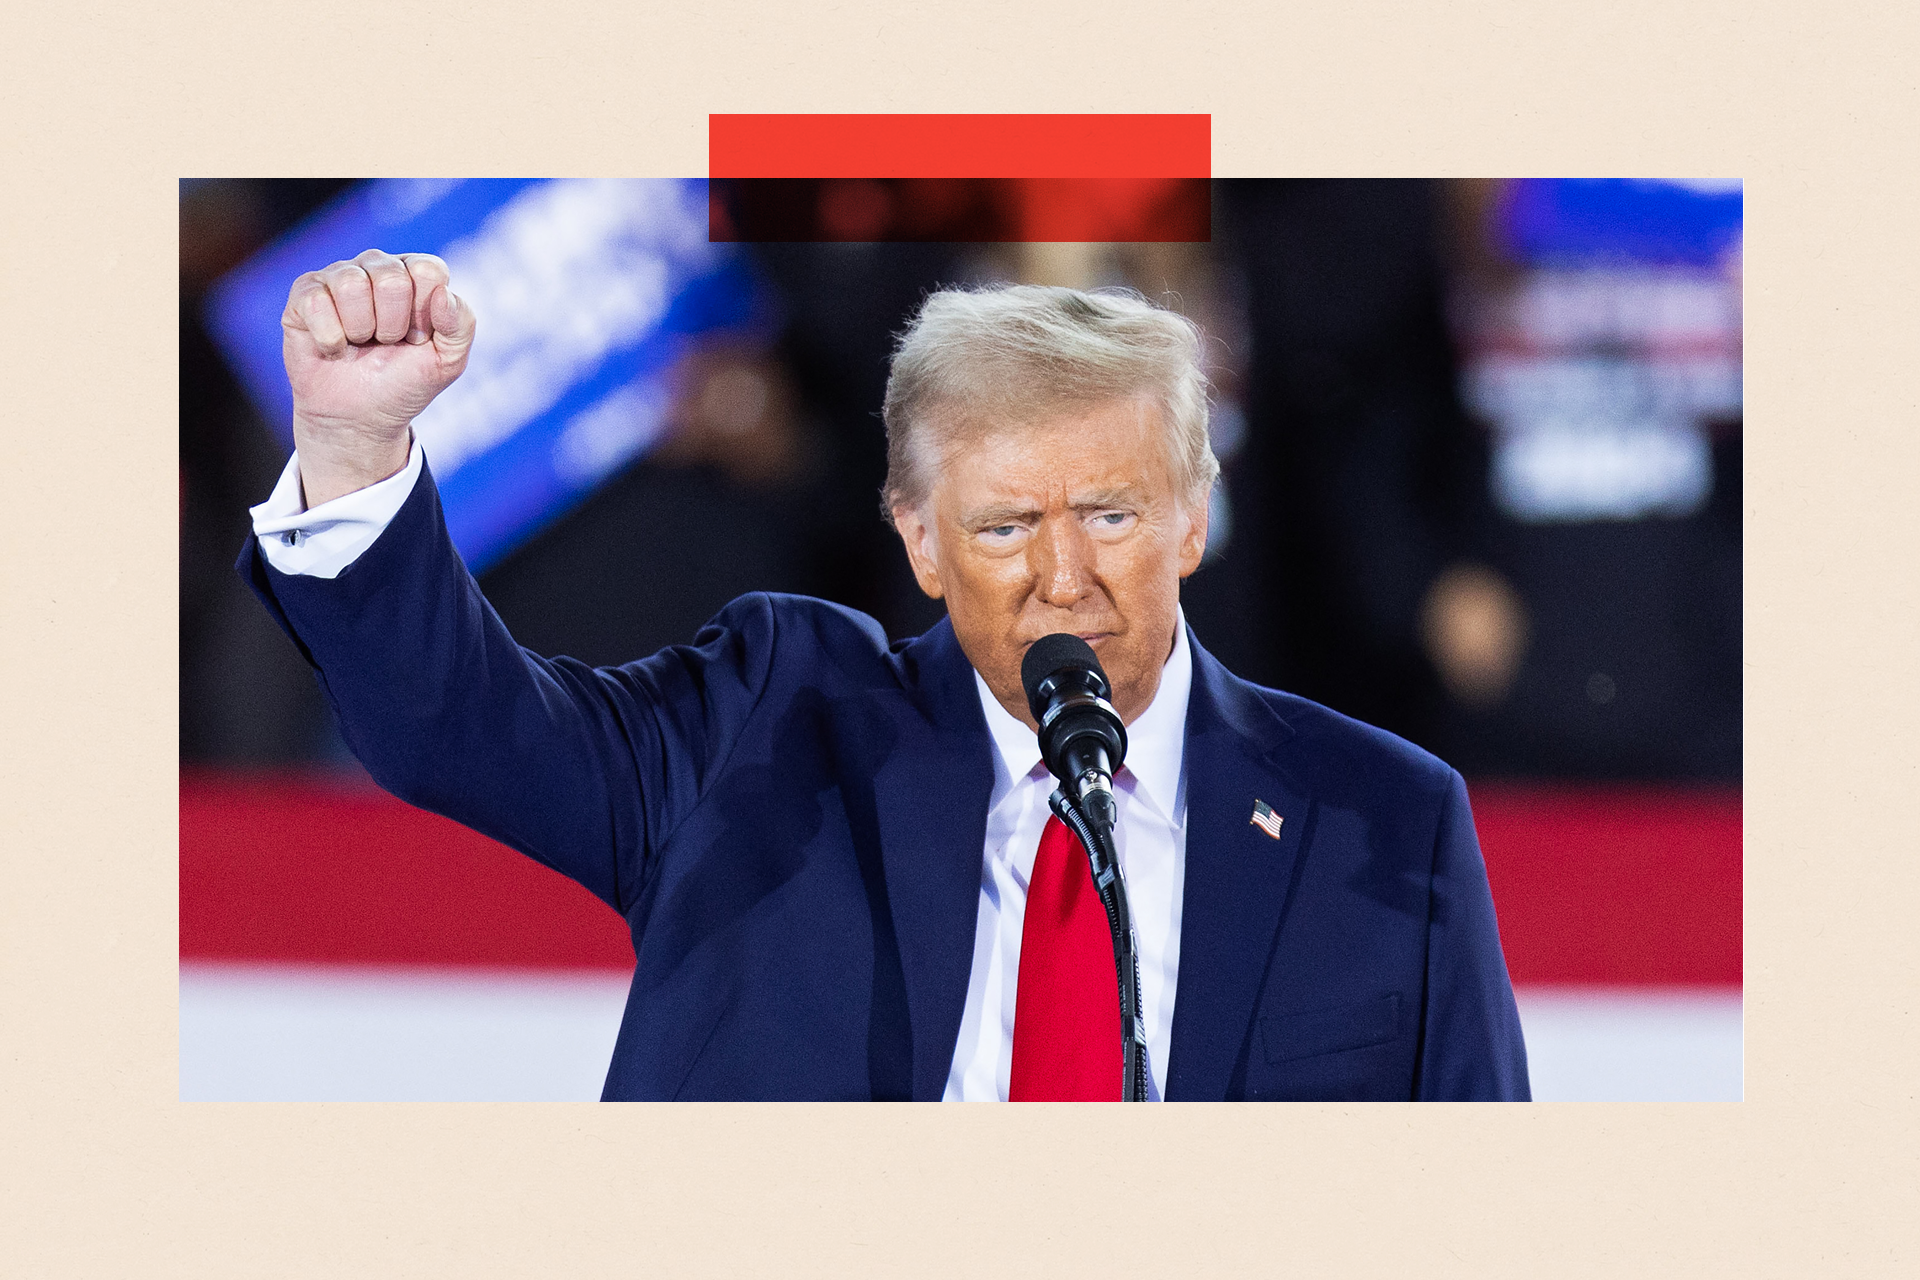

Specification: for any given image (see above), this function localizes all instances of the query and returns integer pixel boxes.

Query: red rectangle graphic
[709,113,1211,179]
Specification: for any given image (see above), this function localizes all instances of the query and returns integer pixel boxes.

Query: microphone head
[1021,632,1127,791]
[1021,633,1109,721]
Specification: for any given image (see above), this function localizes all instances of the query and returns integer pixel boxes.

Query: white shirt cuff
[250,440,425,579]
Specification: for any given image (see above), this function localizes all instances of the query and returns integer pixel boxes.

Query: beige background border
[4,2,1916,1273]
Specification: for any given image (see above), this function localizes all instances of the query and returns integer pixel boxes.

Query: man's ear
[1175,491,1211,578]
[892,503,946,600]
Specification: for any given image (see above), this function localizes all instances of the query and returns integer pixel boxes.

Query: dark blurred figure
[1216,179,1740,780]
[1211,181,1468,743]
[1436,179,1741,780]
[478,237,968,659]
[180,180,356,764]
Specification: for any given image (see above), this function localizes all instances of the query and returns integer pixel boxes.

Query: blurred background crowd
[181,178,1742,782]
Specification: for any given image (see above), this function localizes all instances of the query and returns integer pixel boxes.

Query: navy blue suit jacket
[241,462,1530,1101]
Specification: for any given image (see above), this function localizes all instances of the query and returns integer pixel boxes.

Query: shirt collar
[973,610,1193,823]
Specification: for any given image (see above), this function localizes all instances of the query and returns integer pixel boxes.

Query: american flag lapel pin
[1249,799,1283,840]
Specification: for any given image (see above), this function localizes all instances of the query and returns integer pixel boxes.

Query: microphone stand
[1050,788,1150,1102]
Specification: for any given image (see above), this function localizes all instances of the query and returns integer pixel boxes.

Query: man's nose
[1030,517,1096,606]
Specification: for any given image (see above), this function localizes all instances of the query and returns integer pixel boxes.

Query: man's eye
[1095,511,1132,527]
[976,524,1023,544]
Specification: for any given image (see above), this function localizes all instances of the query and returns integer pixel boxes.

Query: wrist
[292,415,412,509]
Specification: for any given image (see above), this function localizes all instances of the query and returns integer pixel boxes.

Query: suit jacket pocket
[1261,994,1401,1064]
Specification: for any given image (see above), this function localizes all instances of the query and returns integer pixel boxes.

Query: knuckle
[324,267,369,296]
[403,252,449,282]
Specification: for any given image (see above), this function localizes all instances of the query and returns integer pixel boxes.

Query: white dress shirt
[943,624,1190,1101]
[252,449,1190,1101]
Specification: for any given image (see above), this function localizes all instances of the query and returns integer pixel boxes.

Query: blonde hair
[881,284,1217,522]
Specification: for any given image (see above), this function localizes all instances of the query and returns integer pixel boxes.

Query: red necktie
[1009,814,1121,1100]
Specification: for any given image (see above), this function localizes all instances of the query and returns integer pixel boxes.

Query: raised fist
[281,249,477,507]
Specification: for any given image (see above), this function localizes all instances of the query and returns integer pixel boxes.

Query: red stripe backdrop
[179,770,633,970]
[178,771,1740,985]
[1469,782,1741,985]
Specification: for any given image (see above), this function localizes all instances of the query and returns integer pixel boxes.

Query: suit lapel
[863,619,1312,1101]
[1165,630,1308,1101]
[871,618,994,1101]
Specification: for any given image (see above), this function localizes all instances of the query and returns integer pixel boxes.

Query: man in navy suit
[242,248,1530,1101]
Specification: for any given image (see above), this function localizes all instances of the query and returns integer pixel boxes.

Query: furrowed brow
[1069,486,1143,511]
[959,502,1042,529]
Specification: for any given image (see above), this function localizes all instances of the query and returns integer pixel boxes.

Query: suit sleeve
[1415,768,1532,1100]
[236,457,778,917]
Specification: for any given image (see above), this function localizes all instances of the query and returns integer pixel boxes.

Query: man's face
[892,395,1208,729]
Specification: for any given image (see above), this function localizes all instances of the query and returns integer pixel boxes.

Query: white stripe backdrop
[178,962,1741,1102]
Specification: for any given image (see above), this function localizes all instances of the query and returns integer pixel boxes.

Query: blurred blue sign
[1462,180,1743,524]
[1500,179,1742,266]
[205,179,772,572]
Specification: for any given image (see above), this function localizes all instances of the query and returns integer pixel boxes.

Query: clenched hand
[281,249,477,507]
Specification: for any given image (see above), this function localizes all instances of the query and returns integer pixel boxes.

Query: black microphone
[1021,633,1128,835]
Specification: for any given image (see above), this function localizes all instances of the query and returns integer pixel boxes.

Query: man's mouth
[1017,629,1118,652]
